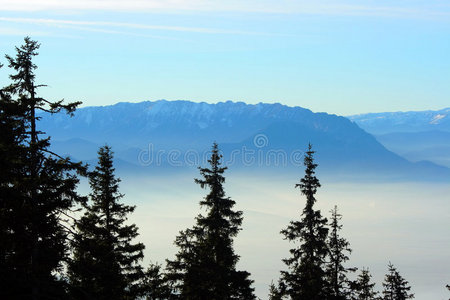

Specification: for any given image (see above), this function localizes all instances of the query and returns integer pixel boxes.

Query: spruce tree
[0,37,85,299]
[326,205,355,299]
[142,263,172,300]
[68,146,145,299]
[166,143,255,299]
[381,262,414,300]
[268,281,284,300]
[350,268,380,300]
[275,144,329,299]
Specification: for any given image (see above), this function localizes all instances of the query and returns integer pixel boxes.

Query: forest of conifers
[1,38,448,300]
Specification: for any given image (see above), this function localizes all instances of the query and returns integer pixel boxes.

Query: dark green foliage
[166,143,256,299]
[350,268,380,300]
[268,281,284,300]
[68,146,145,299]
[0,37,85,299]
[326,205,355,299]
[275,144,329,299]
[381,263,414,300]
[142,263,172,300]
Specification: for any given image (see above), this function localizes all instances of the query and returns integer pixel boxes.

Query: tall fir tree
[326,205,355,300]
[0,37,85,299]
[275,144,329,299]
[350,268,380,300]
[166,143,255,299]
[68,146,145,299]
[381,263,414,300]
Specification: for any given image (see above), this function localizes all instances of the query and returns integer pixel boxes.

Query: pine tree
[68,146,145,299]
[275,144,329,299]
[350,268,380,300]
[0,37,85,299]
[381,262,414,300]
[166,143,256,299]
[142,263,172,300]
[326,205,355,299]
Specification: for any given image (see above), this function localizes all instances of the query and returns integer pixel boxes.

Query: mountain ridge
[348,107,450,134]
[38,100,450,181]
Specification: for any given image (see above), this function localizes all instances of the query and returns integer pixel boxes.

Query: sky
[0,0,450,115]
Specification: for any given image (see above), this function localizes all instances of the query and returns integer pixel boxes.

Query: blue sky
[1,0,449,115]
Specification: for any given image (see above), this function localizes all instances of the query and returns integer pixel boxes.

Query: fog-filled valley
[72,169,450,299]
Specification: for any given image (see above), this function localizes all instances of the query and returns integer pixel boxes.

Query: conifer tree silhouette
[274,144,329,299]
[382,262,414,300]
[166,143,255,299]
[69,146,145,299]
[326,205,355,299]
[0,37,85,299]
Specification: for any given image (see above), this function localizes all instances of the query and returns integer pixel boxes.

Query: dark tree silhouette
[275,144,329,299]
[68,146,145,299]
[382,262,414,300]
[142,263,172,300]
[0,37,85,299]
[166,143,255,299]
[349,268,380,300]
[326,205,355,299]
[0,63,29,298]
[268,281,284,300]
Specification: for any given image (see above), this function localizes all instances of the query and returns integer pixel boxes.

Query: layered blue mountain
[348,108,450,134]
[38,100,450,180]
[348,108,450,168]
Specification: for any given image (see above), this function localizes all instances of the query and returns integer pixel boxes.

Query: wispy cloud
[0,27,50,37]
[0,17,273,36]
[1,0,449,19]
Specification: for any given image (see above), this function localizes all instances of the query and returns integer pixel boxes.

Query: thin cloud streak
[0,27,50,37]
[1,0,449,19]
[0,17,276,36]
[47,24,192,41]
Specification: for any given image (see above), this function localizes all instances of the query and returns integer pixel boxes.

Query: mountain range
[38,100,450,181]
[349,108,450,168]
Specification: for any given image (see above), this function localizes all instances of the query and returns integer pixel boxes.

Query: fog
[80,169,450,299]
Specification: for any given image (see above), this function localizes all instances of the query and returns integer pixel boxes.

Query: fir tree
[276,144,329,299]
[166,143,255,299]
[68,146,145,299]
[0,37,85,299]
[381,262,414,300]
[142,263,172,300]
[350,268,380,300]
[268,281,284,300]
[326,205,355,299]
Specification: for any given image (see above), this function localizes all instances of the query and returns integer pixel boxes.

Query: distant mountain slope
[40,100,360,149]
[348,108,450,168]
[38,100,450,181]
[374,130,450,168]
[348,108,450,134]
